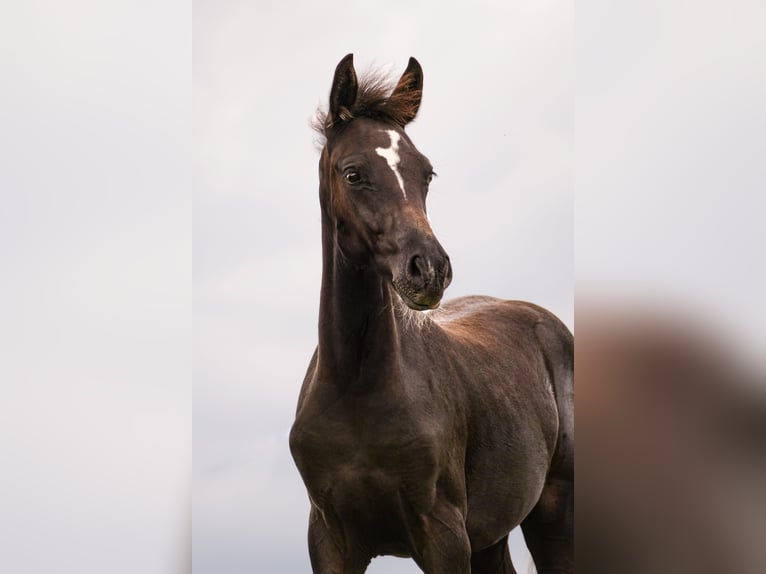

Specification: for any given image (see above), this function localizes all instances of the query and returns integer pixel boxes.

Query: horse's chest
[290,409,441,516]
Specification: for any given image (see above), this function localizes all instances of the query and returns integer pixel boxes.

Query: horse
[289,54,574,574]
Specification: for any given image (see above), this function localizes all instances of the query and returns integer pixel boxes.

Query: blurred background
[576,2,766,571]
[1,1,764,573]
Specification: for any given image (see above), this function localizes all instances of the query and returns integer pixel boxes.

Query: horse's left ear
[390,57,423,126]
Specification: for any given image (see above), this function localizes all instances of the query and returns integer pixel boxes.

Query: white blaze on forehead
[375,129,407,200]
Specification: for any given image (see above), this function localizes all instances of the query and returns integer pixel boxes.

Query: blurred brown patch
[577,303,766,573]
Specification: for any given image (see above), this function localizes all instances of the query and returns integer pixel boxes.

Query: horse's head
[316,54,452,310]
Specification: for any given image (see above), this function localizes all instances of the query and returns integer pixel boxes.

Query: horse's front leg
[307,505,370,574]
[409,503,472,574]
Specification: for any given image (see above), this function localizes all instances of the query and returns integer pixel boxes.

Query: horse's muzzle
[393,249,452,310]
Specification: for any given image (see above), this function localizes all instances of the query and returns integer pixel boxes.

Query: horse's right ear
[329,53,358,125]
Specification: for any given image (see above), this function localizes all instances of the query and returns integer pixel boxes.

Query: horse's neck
[316,230,402,391]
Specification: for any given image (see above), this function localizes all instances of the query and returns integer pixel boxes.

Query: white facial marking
[375,129,407,200]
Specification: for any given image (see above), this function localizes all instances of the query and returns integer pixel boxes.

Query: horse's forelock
[312,69,421,144]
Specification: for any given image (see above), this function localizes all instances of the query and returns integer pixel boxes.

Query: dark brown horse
[289,54,573,574]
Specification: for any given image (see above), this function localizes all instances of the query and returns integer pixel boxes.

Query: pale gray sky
[193,1,572,572]
[1,1,190,573]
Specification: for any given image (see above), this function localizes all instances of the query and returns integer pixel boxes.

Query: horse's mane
[312,68,421,143]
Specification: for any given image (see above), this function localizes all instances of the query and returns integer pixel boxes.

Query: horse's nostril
[407,255,430,288]
[408,255,422,279]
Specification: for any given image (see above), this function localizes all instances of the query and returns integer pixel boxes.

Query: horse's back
[435,295,569,336]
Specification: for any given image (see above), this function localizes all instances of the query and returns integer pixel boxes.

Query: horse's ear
[390,57,423,126]
[329,53,358,125]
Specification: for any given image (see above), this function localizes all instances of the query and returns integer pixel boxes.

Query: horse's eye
[425,174,433,185]
[344,171,362,185]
